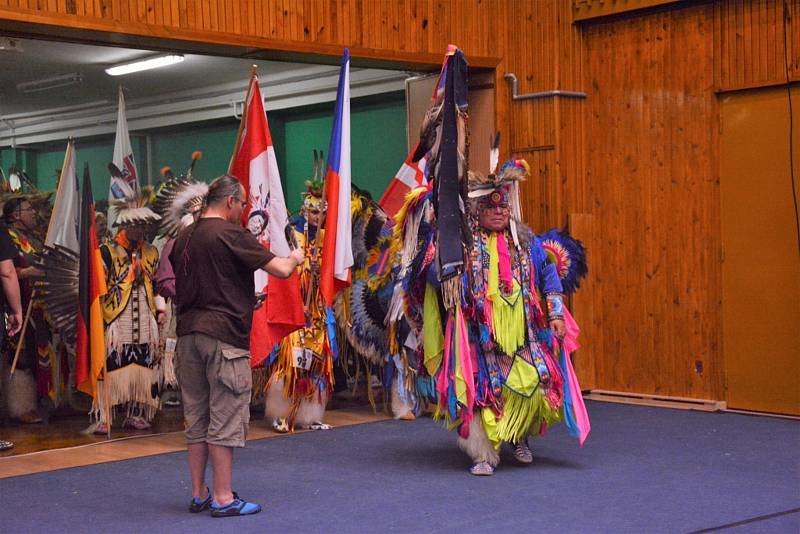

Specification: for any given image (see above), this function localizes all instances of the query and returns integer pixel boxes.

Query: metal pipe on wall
[504,73,587,100]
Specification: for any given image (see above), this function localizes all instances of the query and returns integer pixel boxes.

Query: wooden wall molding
[573,0,687,22]
[0,7,500,70]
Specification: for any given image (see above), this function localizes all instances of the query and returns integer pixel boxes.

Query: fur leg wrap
[7,369,38,418]
[264,375,291,422]
[457,417,500,467]
[293,394,328,429]
[264,374,328,429]
[390,376,415,419]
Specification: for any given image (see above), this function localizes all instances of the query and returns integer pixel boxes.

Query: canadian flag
[229,73,305,367]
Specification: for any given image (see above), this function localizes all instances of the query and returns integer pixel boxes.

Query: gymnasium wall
[1,0,798,403]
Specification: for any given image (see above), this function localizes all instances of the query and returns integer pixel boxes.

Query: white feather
[489,148,499,175]
[9,171,21,192]
[113,206,161,227]
[164,182,208,233]
[510,180,522,247]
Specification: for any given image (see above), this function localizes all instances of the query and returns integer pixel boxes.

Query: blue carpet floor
[1,401,798,533]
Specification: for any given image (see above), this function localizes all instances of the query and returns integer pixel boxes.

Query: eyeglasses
[230,196,247,207]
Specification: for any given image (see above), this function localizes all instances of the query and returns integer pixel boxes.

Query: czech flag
[319,49,353,307]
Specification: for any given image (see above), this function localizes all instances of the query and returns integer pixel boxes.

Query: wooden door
[405,72,495,175]
[720,86,800,415]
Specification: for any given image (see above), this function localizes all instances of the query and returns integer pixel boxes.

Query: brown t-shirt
[171,217,275,349]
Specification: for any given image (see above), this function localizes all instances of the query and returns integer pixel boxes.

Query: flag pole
[305,164,329,309]
[227,66,258,175]
[9,290,36,376]
[102,364,112,438]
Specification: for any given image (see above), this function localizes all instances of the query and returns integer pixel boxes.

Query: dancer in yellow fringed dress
[265,176,334,432]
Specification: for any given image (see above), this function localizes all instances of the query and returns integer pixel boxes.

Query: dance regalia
[385,48,589,473]
[97,231,161,422]
[390,165,590,470]
[265,225,333,431]
[94,174,162,428]
[445,222,566,450]
[151,158,208,391]
[332,188,403,413]
[265,177,334,431]
[5,226,64,415]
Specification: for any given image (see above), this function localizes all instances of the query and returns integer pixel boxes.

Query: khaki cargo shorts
[176,333,252,448]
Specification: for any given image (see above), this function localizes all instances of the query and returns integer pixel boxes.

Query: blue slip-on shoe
[189,487,212,513]
[210,496,262,517]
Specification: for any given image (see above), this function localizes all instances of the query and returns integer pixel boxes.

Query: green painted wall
[147,120,265,185]
[33,137,147,200]
[280,94,407,212]
[0,91,406,213]
[0,147,46,188]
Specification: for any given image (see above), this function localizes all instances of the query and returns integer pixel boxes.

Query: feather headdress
[152,152,208,236]
[301,149,325,211]
[109,163,160,227]
[467,157,528,199]
[154,179,208,236]
[468,156,529,247]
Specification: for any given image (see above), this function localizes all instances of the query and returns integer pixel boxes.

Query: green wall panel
[32,137,147,201]
[149,121,249,184]
[2,92,406,215]
[280,95,407,212]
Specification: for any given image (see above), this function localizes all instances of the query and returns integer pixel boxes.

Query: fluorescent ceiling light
[106,54,184,76]
[0,37,23,52]
[17,73,82,93]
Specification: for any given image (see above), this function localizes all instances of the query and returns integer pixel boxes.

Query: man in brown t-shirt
[171,174,303,517]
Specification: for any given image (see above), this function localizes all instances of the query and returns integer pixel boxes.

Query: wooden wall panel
[581,4,724,399]
[514,148,558,232]
[505,0,557,152]
[573,0,684,21]
[0,0,506,69]
[714,0,800,90]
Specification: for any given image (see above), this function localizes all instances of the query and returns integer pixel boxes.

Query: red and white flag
[378,149,427,220]
[320,49,353,307]
[378,46,457,221]
[229,72,305,367]
[108,87,139,229]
